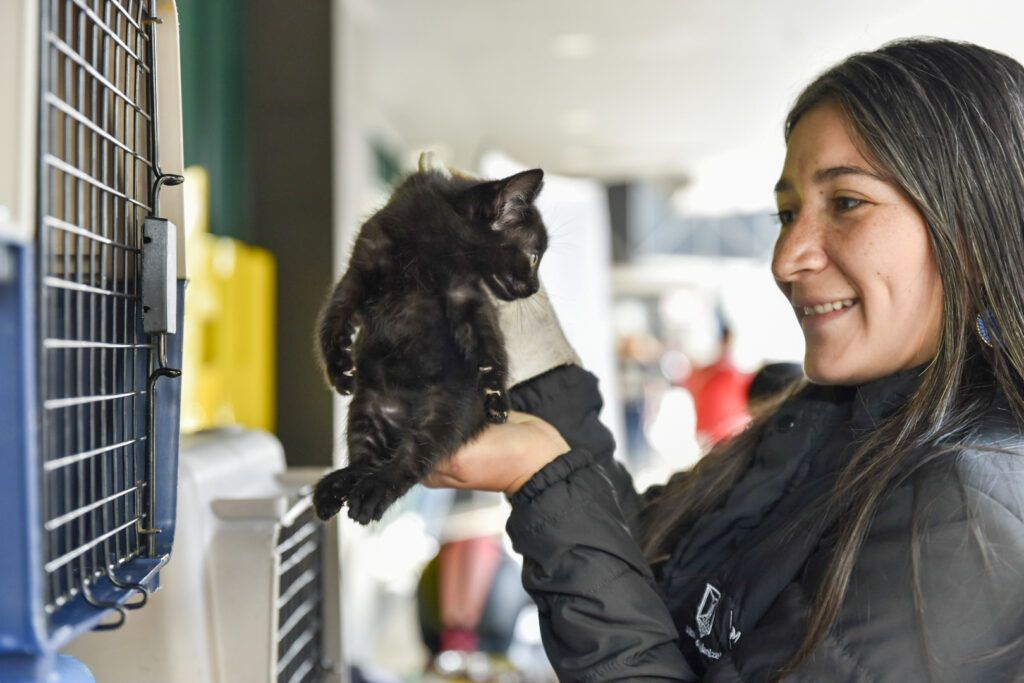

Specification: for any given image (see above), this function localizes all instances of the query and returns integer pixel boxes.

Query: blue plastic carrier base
[0,654,96,683]
[0,243,185,681]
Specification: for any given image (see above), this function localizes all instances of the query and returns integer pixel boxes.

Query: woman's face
[772,103,944,385]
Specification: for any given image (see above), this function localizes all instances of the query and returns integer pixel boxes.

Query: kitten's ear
[455,168,545,228]
[498,169,544,209]
[489,169,544,229]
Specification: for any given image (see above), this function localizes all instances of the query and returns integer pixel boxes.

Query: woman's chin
[804,358,893,387]
[803,356,857,386]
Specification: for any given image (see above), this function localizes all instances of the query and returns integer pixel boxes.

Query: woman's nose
[771,214,828,284]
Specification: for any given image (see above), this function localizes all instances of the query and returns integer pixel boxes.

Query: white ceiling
[365,0,1024,214]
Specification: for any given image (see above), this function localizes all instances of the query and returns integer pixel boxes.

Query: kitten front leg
[447,284,510,423]
[473,303,512,423]
[318,270,364,395]
[478,365,510,424]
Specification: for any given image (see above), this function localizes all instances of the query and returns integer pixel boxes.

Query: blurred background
[169,1,1024,679]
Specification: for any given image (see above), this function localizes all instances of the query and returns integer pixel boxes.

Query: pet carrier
[65,429,344,683]
[0,0,186,680]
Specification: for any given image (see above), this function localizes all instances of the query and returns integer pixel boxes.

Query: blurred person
[423,39,1024,681]
[416,492,533,681]
[617,333,663,467]
[685,315,753,446]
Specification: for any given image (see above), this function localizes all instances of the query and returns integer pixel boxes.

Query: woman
[425,38,1024,681]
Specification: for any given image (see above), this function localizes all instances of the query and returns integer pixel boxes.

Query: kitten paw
[332,368,356,396]
[325,352,356,395]
[322,322,358,396]
[484,387,510,424]
[345,474,416,525]
[345,485,392,525]
[312,468,356,521]
[313,467,413,525]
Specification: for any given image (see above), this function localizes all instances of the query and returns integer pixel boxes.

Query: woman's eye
[773,209,796,226]
[834,197,864,212]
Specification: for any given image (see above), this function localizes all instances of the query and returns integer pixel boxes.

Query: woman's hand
[423,411,571,496]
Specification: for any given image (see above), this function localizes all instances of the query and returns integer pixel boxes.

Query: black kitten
[313,166,547,523]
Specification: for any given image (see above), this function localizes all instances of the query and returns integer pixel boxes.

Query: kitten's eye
[528,253,539,268]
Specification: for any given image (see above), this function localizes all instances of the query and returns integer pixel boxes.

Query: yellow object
[180,165,276,432]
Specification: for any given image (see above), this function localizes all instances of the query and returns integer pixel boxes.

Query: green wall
[175,0,335,467]
[177,0,250,241]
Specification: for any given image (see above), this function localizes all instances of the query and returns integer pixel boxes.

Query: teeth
[801,299,855,316]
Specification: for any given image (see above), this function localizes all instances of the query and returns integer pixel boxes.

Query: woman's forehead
[777,105,882,190]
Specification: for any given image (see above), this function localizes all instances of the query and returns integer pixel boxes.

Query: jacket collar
[848,364,927,430]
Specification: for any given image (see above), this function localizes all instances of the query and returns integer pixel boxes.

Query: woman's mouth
[796,298,858,327]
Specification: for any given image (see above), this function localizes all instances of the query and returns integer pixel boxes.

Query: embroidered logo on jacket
[684,582,742,662]
[696,583,721,638]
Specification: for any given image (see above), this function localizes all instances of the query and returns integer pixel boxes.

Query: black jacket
[506,365,1024,682]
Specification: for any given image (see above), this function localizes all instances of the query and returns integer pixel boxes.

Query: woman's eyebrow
[774,165,884,193]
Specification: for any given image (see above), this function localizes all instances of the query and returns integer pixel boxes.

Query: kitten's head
[453,169,548,301]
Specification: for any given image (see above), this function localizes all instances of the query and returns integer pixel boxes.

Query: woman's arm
[428,365,696,681]
[508,365,650,530]
[507,448,697,681]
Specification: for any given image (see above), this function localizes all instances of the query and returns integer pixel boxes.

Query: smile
[800,298,856,317]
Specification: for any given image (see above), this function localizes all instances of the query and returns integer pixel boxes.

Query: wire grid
[38,0,156,615]
[275,505,326,683]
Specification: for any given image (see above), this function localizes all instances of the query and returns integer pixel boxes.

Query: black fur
[313,167,547,523]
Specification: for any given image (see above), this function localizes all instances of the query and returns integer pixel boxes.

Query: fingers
[506,410,535,424]
[423,413,566,492]
[422,467,451,488]
[421,472,450,489]
[423,452,468,489]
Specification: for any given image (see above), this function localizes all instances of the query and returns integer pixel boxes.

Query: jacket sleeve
[715,447,1024,682]
[509,365,646,524]
[507,366,697,682]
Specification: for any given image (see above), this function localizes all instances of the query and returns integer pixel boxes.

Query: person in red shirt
[686,321,753,446]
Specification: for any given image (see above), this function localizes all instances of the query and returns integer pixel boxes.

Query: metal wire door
[276,502,328,683]
[37,0,158,621]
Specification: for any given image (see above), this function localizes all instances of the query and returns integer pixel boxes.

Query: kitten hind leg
[343,464,419,525]
[343,389,482,524]
[313,458,417,524]
[313,466,358,521]
[313,388,399,522]
[336,390,414,524]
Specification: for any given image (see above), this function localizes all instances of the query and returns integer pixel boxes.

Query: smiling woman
[772,103,944,385]
[424,38,1024,682]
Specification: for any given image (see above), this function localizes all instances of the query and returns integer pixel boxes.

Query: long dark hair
[639,38,1024,676]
